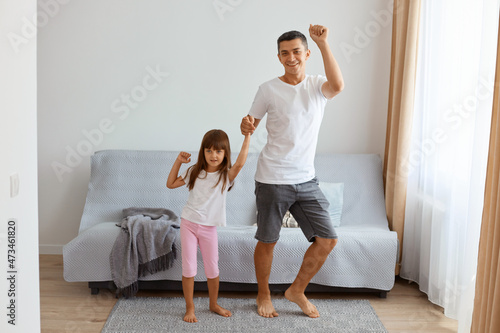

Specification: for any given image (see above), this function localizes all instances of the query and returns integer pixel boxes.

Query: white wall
[0,0,41,332]
[37,0,393,253]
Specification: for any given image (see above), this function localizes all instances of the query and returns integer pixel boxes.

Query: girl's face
[204,146,225,172]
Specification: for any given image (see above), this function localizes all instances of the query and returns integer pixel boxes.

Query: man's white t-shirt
[248,74,329,184]
[181,169,233,226]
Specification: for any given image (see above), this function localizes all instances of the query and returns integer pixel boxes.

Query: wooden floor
[40,255,458,332]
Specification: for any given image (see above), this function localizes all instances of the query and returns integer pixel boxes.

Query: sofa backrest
[314,153,389,230]
[79,150,388,233]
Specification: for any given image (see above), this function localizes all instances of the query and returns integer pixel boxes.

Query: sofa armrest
[63,222,120,282]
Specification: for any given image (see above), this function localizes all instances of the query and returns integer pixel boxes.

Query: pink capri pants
[180,218,219,279]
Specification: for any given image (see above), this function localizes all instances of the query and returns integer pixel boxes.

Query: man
[240,24,344,318]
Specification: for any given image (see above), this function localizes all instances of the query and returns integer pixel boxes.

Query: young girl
[166,126,251,323]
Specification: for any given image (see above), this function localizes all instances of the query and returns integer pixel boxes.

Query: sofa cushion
[314,153,388,229]
[280,182,343,228]
[64,223,398,291]
[319,182,344,227]
[282,211,298,228]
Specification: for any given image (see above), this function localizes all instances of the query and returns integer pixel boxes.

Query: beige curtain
[471,15,500,333]
[383,0,422,274]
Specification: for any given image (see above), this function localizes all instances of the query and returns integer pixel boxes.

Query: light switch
[10,173,19,197]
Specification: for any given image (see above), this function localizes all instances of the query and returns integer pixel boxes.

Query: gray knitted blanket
[110,207,180,298]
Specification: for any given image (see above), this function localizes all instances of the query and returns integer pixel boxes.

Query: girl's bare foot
[210,303,232,317]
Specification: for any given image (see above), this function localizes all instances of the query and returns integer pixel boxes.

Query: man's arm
[309,24,344,99]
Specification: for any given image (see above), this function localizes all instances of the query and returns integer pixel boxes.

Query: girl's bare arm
[166,152,190,189]
[228,133,251,182]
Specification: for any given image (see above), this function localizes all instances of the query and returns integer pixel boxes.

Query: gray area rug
[101,297,387,332]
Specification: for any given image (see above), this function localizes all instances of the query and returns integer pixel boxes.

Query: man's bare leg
[254,241,279,318]
[284,237,337,318]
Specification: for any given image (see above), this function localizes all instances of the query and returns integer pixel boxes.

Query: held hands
[240,115,255,136]
[177,152,191,164]
[309,24,328,45]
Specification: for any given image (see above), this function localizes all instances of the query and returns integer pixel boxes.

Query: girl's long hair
[187,129,232,193]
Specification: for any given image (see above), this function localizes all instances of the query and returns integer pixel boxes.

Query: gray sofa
[63,150,398,297]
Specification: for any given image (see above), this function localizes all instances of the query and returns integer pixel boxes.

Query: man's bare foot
[210,303,232,317]
[256,294,279,318]
[183,306,197,323]
[284,288,320,318]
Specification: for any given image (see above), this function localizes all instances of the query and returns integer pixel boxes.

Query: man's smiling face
[277,38,310,76]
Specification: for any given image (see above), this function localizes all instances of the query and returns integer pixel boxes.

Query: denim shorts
[254,177,338,243]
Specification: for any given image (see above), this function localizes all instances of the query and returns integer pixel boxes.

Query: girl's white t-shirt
[248,75,329,184]
[181,169,233,226]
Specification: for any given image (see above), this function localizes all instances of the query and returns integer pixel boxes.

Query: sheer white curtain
[400,0,499,332]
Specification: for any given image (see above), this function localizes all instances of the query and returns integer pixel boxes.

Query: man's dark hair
[277,30,308,52]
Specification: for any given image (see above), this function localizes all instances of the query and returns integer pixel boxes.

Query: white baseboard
[39,244,63,255]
